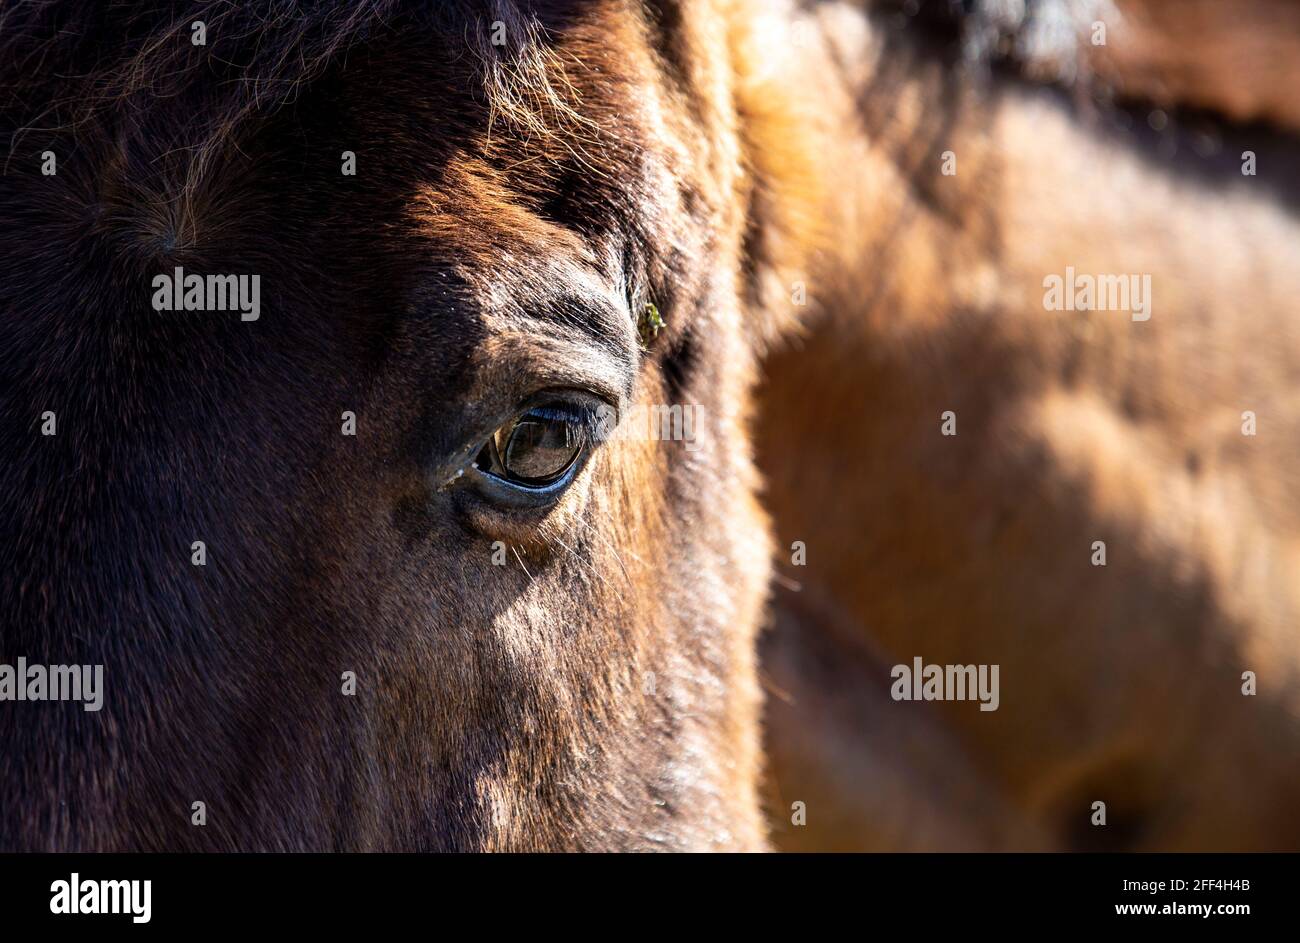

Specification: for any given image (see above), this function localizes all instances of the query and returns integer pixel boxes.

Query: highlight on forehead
[404,157,638,373]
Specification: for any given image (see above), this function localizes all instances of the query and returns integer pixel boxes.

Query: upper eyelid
[465,331,632,421]
[430,388,611,489]
[414,291,634,486]
[497,392,611,448]
[522,401,606,429]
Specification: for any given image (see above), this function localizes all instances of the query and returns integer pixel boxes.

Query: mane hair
[0,1,586,196]
[872,0,1113,82]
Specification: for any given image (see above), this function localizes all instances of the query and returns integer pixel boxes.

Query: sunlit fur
[757,0,1300,851]
[0,0,816,850]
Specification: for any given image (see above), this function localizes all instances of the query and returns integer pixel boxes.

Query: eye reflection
[474,406,587,488]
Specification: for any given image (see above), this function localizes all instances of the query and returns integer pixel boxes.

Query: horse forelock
[0,1,592,198]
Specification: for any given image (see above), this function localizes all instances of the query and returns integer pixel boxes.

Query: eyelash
[452,394,609,510]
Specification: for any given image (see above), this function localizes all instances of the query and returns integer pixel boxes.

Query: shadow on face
[0,0,788,851]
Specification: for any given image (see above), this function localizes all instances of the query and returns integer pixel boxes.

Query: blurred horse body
[757,0,1300,850]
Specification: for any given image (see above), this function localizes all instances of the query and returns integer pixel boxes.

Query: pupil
[472,441,495,472]
[503,414,581,483]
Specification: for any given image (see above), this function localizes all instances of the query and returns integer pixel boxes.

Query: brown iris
[474,407,586,488]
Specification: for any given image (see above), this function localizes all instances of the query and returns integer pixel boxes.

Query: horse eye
[473,407,587,488]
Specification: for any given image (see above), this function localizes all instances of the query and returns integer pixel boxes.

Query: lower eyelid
[459,455,586,509]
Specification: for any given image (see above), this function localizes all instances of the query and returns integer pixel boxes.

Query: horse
[4,0,1297,854]
[0,0,817,851]
[756,0,1300,850]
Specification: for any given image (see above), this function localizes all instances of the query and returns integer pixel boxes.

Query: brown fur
[7,0,1294,855]
[756,0,1300,850]
[1091,0,1300,131]
[0,1,814,851]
